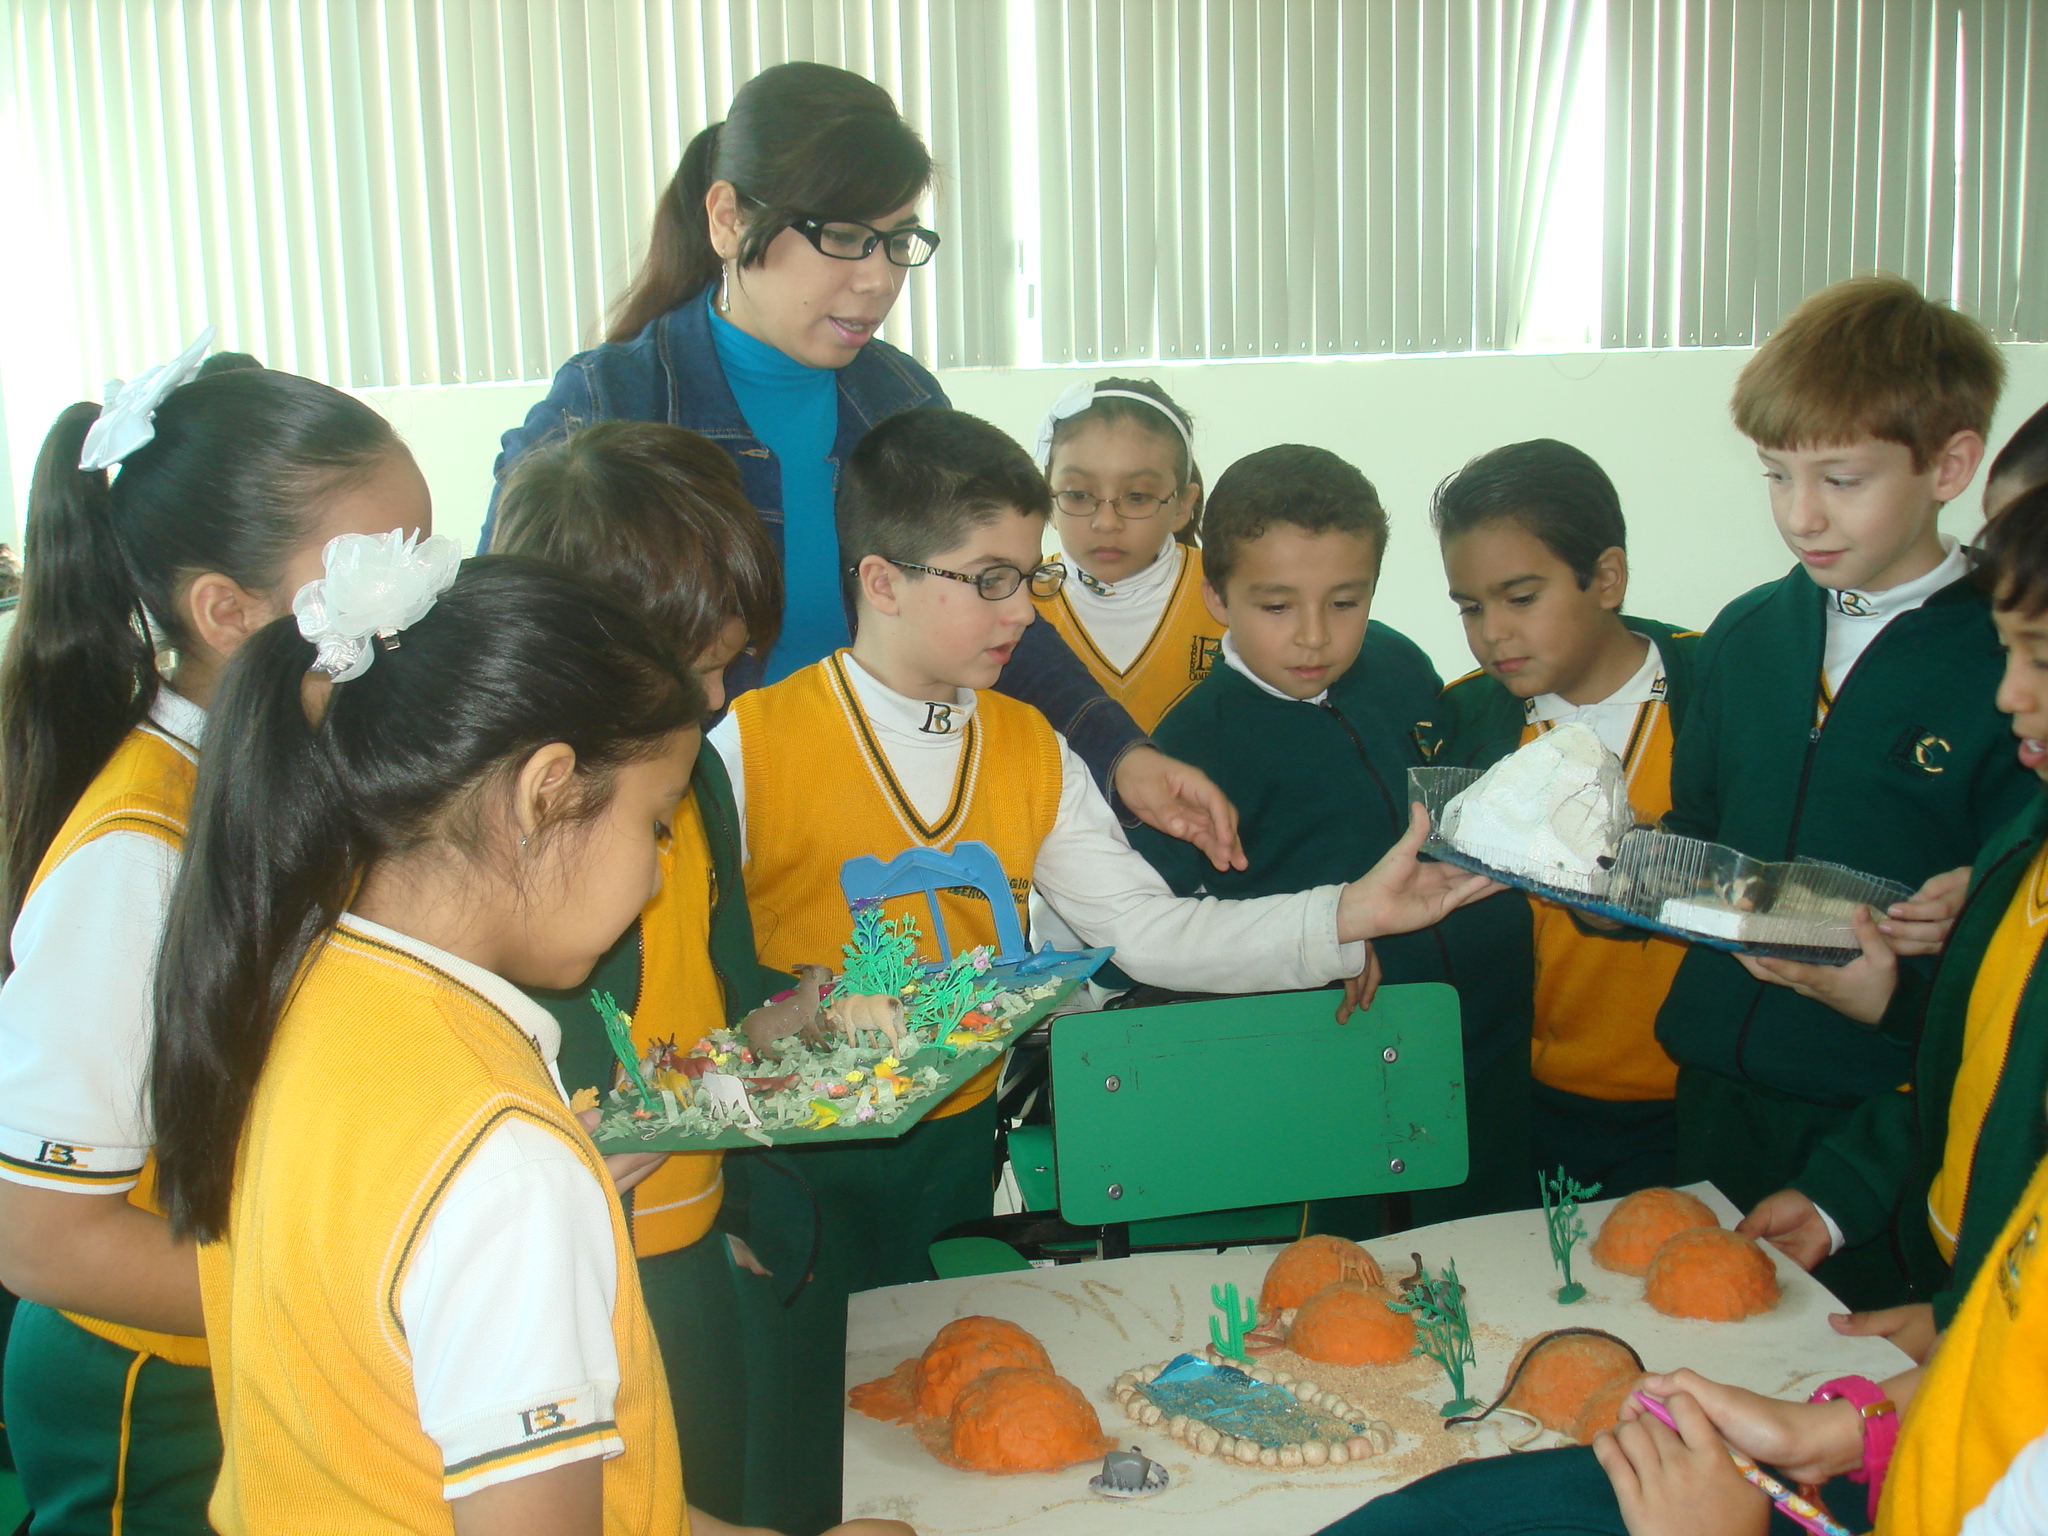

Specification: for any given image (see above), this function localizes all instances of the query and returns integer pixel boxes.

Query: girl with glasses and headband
[1035,376,1227,732]
[489,62,1248,887]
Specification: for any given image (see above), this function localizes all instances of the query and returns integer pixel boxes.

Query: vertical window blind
[2,0,1011,397]
[2,0,2039,403]
[1030,0,1595,363]
[1602,0,2045,348]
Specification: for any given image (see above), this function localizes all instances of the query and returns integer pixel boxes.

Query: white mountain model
[1440,721,1634,890]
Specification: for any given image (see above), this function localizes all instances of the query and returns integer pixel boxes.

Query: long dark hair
[149,557,705,1240]
[0,371,398,953]
[491,420,785,663]
[606,62,933,344]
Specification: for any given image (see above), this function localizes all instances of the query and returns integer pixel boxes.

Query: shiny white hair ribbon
[293,529,461,682]
[78,325,219,472]
[1032,381,1196,468]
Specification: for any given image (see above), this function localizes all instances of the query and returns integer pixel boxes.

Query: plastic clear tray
[1409,767,1913,965]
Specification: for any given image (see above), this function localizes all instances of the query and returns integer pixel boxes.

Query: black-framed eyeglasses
[1053,487,1181,521]
[869,557,1067,600]
[791,216,942,268]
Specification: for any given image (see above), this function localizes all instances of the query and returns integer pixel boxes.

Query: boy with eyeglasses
[1127,445,1536,1224]
[708,409,1501,1297]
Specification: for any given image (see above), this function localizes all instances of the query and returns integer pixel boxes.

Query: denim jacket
[486,289,1146,791]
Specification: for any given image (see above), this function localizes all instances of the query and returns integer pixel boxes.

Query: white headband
[78,325,218,472]
[1033,382,1195,469]
[293,529,461,682]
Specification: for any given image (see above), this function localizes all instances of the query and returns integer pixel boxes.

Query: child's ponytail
[151,557,705,1241]
[0,406,160,937]
[0,369,399,955]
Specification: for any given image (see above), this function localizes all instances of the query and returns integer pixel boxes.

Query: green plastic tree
[906,949,999,1036]
[1541,1168,1602,1304]
[1209,1281,1257,1363]
[592,989,654,1109]
[1390,1258,1477,1415]
[837,900,920,1000]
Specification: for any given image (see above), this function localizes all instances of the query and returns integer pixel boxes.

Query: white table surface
[842,1183,1911,1535]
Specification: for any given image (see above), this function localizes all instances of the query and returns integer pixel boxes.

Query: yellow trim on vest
[1034,546,1225,732]
[110,1345,145,1536]
[24,725,210,1368]
[734,655,1063,1119]
[1927,840,2048,1263]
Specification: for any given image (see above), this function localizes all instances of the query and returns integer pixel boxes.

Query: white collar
[1527,637,1665,723]
[837,651,979,745]
[1221,630,1330,706]
[335,912,563,1068]
[1823,537,1968,621]
[147,687,206,751]
[1060,541,1183,605]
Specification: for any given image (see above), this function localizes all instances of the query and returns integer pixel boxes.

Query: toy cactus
[1389,1258,1478,1415]
[1208,1281,1257,1363]
[592,989,655,1110]
[1540,1168,1601,1304]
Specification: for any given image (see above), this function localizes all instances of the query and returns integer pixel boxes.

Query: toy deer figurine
[738,964,833,1056]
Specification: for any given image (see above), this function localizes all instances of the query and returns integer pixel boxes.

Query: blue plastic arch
[838,841,1030,965]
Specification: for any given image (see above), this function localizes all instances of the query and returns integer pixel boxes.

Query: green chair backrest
[1049,983,1467,1226]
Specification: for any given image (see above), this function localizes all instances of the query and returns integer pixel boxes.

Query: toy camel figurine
[827,990,907,1050]
[738,964,833,1056]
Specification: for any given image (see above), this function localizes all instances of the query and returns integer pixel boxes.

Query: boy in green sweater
[1129,445,1535,1222]
[1428,439,1698,1197]
[1657,275,2033,1309]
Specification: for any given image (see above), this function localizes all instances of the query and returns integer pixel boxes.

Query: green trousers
[1675,1065,1914,1311]
[736,1099,1001,1536]
[1,1303,220,1536]
[1530,1083,1677,1198]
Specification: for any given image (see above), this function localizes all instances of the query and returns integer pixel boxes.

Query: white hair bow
[78,326,219,472]
[1032,381,1195,468]
[293,529,461,682]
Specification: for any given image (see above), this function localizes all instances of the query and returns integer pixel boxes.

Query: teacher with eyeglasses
[489,61,1241,869]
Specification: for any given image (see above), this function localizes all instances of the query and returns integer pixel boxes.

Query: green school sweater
[1129,622,1534,1077]
[1428,616,1702,770]
[1657,565,2036,1104]
[1794,789,2048,1325]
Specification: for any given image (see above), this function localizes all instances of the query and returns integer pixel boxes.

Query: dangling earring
[718,266,733,315]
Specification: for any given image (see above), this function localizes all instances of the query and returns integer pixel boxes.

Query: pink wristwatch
[1810,1375,1900,1522]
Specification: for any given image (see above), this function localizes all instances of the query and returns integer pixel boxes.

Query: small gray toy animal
[738,964,833,1056]
[1089,1446,1169,1499]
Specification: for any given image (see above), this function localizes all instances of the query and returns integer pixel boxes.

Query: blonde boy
[1658,275,2033,1308]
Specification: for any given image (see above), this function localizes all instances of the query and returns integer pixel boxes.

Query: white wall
[362,341,2048,681]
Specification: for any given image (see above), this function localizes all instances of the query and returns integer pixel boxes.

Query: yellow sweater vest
[626,799,727,1255]
[734,653,1062,1117]
[1927,841,2048,1263]
[199,925,684,1534]
[1882,1148,2048,1534]
[1035,545,1226,732]
[20,720,209,1369]
[1521,706,1686,1101]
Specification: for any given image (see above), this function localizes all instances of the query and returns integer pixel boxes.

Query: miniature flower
[845,1070,866,1083]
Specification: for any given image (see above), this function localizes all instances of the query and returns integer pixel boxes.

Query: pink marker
[1630,1391,1851,1536]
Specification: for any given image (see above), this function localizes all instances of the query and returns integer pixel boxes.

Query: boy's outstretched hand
[1594,1388,1768,1536]
[1335,804,1503,943]
[1113,746,1247,872]
[1736,904,1896,1025]
[1736,1189,1834,1270]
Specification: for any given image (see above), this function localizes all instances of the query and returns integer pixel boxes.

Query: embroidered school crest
[919,702,962,735]
[1190,635,1222,681]
[2000,1213,2040,1319]
[1887,724,1951,775]
[1829,590,1878,617]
